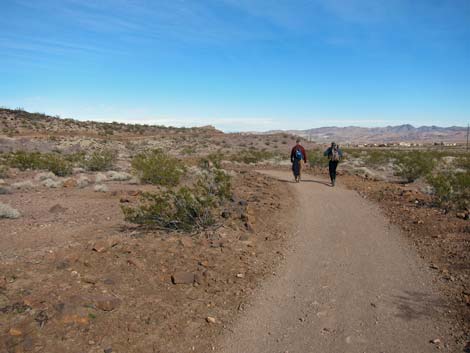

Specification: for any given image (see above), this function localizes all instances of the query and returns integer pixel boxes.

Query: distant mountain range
[264,124,468,144]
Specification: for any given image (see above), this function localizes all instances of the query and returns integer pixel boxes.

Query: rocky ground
[0,168,294,353]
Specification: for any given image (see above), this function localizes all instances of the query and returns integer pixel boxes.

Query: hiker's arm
[303,148,307,163]
[290,148,294,163]
[323,148,329,157]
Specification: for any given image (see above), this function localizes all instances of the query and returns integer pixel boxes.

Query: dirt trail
[219,170,456,353]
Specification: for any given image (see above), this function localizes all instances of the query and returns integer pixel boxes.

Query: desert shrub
[229,149,280,164]
[455,155,470,171]
[122,167,231,231]
[307,149,328,167]
[0,202,20,219]
[199,152,223,169]
[84,150,116,171]
[5,151,72,176]
[131,149,185,186]
[427,171,470,209]
[0,164,8,178]
[41,154,72,176]
[364,150,395,166]
[394,151,437,182]
[6,151,44,170]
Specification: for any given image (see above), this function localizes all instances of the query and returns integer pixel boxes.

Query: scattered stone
[431,338,441,345]
[119,197,130,203]
[221,210,231,218]
[12,180,35,190]
[34,310,49,327]
[83,275,98,284]
[42,178,62,188]
[104,348,113,353]
[103,278,115,285]
[236,273,245,278]
[55,259,70,270]
[239,234,250,241]
[127,258,145,269]
[94,184,109,193]
[77,175,90,188]
[63,178,78,188]
[0,276,6,289]
[92,238,119,253]
[0,186,11,194]
[8,327,23,336]
[107,171,132,181]
[206,316,216,324]
[95,173,108,183]
[49,204,67,213]
[35,172,57,181]
[456,212,469,220]
[239,200,248,206]
[245,222,254,232]
[0,202,21,219]
[94,295,121,311]
[171,272,195,284]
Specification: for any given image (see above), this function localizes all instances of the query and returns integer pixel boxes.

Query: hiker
[324,142,343,186]
[290,139,307,182]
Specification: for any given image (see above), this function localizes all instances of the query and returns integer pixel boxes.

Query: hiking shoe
[331,179,335,187]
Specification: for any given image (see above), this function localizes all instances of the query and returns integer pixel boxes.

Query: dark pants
[329,161,338,182]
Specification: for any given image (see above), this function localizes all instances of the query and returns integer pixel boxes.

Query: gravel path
[219,170,456,353]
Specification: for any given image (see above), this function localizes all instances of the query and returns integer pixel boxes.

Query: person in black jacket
[324,142,343,186]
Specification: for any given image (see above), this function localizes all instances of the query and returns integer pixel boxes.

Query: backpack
[330,147,340,161]
[294,148,303,160]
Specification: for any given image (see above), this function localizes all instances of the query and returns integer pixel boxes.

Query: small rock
[179,237,193,248]
[239,200,248,206]
[236,273,244,278]
[49,204,67,213]
[171,272,195,284]
[8,327,23,336]
[104,348,113,353]
[83,275,98,284]
[63,178,78,188]
[431,338,441,345]
[221,210,231,218]
[239,234,250,241]
[94,295,121,311]
[206,316,216,324]
[119,197,130,203]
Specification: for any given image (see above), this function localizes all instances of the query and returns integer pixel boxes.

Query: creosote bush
[84,150,116,171]
[427,171,470,210]
[122,166,231,231]
[131,149,185,186]
[307,149,328,167]
[394,151,437,182]
[4,151,72,176]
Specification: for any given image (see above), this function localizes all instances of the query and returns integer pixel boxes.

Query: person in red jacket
[290,139,307,182]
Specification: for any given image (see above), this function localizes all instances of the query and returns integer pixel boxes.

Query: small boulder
[94,295,121,311]
[171,272,195,285]
[63,178,78,188]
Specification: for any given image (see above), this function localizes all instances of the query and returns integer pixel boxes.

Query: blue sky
[1,0,469,131]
